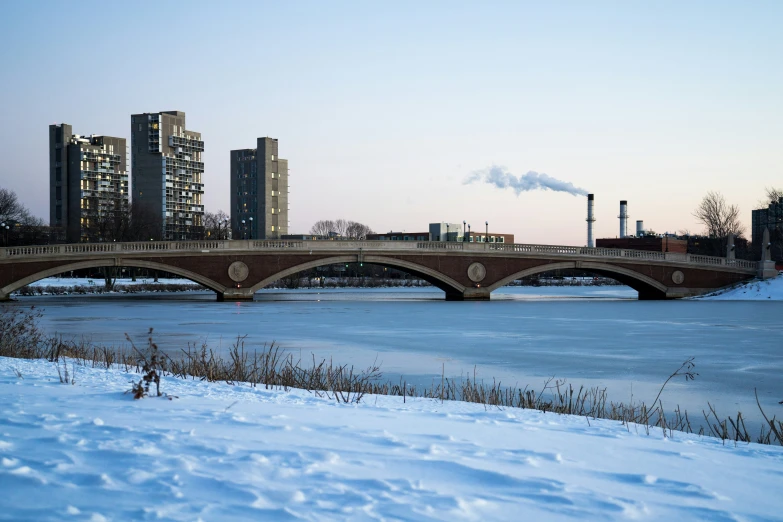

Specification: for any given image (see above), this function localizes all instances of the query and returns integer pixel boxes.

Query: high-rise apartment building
[49,124,128,243]
[230,137,288,240]
[130,111,205,240]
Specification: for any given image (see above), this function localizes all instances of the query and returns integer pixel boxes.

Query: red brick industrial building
[596,237,687,253]
[367,231,515,243]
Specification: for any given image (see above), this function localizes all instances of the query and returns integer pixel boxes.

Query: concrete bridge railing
[0,240,758,271]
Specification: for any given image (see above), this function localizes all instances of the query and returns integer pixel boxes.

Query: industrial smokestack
[586,194,595,247]
[636,220,644,237]
[619,200,628,238]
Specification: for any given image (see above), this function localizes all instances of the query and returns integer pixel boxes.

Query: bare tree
[310,220,336,236]
[757,187,783,208]
[693,191,744,239]
[15,215,51,245]
[126,202,163,242]
[0,187,32,225]
[309,219,374,239]
[333,219,349,237]
[80,201,163,289]
[203,210,230,239]
[82,200,161,243]
[345,221,374,239]
[0,187,56,246]
[83,208,127,243]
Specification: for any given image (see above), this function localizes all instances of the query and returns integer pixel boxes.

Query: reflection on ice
[8,286,783,427]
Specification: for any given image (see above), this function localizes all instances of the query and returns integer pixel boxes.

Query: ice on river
[8,284,783,430]
[0,356,781,521]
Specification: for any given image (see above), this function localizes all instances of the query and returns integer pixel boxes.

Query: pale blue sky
[1,1,780,245]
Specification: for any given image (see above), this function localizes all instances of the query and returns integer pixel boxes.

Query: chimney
[586,194,595,247]
[636,220,644,237]
[619,200,628,238]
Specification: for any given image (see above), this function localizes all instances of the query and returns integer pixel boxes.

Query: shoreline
[13,276,625,297]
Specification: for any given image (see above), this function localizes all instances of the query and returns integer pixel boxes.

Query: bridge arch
[0,259,227,298]
[485,261,669,299]
[249,255,466,296]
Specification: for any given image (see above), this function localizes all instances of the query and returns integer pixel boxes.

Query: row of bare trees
[5,183,781,262]
[693,187,782,239]
[692,191,744,240]
[690,188,782,260]
[88,208,234,242]
[81,201,163,243]
[309,219,374,239]
[0,188,34,225]
[92,208,235,242]
[0,188,49,245]
[203,210,231,240]
[2,186,234,244]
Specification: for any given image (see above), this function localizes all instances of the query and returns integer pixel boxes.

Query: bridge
[0,240,759,302]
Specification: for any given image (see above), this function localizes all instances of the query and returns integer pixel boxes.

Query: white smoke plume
[464,165,588,196]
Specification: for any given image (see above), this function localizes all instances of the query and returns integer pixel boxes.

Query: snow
[1,357,781,521]
[26,277,201,288]
[695,273,783,300]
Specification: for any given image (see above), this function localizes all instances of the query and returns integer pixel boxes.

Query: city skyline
[1,1,781,246]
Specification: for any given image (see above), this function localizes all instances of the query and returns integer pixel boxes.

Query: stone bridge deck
[0,240,759,301]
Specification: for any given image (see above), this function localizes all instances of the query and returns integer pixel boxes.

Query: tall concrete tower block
[230,137,289,240]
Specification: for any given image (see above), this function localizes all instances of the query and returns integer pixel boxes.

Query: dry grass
[2,305,781,444]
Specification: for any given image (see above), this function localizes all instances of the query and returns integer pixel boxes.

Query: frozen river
[8,286,783,427]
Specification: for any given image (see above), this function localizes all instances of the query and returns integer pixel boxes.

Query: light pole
[249,217,254,240]
[468,224,471,242]
[485,221,489,243]
[463,220,466,242]
[224,218,229,239]
[241,219,246,240]
[0,223,6,246]
[446,223,450,242]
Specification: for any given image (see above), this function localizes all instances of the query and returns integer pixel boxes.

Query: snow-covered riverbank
[24,277,200,288]
[1,357,781,521]
[695,273,783,300]
[17,277,203,296]
[17,276,620,297]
